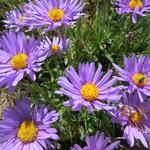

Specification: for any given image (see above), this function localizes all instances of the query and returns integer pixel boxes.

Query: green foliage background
[0,0,150,149]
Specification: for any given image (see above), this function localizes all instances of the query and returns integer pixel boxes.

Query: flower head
[56,62,122,113]
[0,32,49,92]
[45,36,69,56]
[0,98,59,150]
[3,6,27,31]
[109,92,150,148]
[24,0,85,33]
[115,0,150,23]
[113,54,150,102]
[71,132,120,150]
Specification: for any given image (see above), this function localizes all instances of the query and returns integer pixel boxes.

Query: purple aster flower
[113,54,150,102]
[56,62,122,113]
[24,0,85,33]
[3,6,27,31]
[0,97,59,150]
[115,0,150,23]
[45,36,69,56]
[109,92,150,148]
[71,132,120,150]
[0,32,49,93]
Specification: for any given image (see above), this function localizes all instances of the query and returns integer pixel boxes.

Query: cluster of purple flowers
[57,54,150,148]
[0,0,85,149]
[0,0,85,92]
[0,0,150,150]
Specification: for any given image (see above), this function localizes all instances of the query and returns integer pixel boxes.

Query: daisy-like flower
[45,36,69,56]
[113,54,150,102]
[115,0,150,23]
[0,97,59,150]
[0,32,49,93]
[24,0,85,33]
[109,92,150,148]
[3,6,26,31]
[71,132,120,150]
[56,62,122,113]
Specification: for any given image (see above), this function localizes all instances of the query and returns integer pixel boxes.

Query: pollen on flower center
[131,111,141,123]
[52,44,60,53]
[19,15,24,23]
[80,83,99,101]
[129,0,143,9]
[17,120,38,143]
[48,8,65,22]
[132,73,148,87]
[11,53,28,70]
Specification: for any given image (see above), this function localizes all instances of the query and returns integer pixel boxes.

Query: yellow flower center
[11,53,28,70]
[129,0,143,9]
[19,15,24,23]
[51,44,60,53]
[132,73,148,87]
[80,83,99,101]
[48,8,65,22]
[131,111,141,123]
[17,120,38,143]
